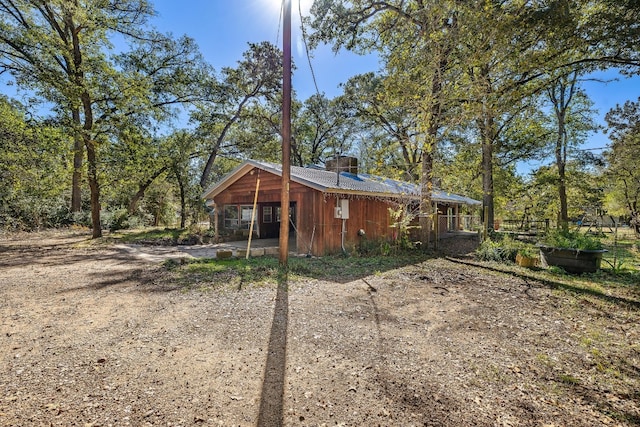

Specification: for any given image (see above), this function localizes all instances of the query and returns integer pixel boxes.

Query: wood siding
[311,194,393,255]
[211,167,397,255]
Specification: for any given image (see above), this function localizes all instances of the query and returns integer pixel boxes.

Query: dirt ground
[0,231,638,426]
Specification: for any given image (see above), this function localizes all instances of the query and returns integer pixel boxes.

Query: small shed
[202,158,481,255]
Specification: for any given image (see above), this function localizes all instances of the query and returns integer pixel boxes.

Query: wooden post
[454,204,460,231]
[246,177,260,259]
[433,203,439,251]
[279,0,291,266]
[214,203,219,242]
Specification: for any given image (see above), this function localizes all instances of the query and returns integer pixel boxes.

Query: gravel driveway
[1,231,638,426]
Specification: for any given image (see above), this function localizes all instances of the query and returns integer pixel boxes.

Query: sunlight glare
[255,0,314,21]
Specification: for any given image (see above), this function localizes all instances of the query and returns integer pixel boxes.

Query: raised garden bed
[539,246,607,274]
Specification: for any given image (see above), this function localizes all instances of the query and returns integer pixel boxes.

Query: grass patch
[558,373,581,385]
[174,257,281,290]
[111,227,204,245]
[168,251,430,290]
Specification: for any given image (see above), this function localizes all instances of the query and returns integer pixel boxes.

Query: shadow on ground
[445,257,640,310]
[257,270,289,426]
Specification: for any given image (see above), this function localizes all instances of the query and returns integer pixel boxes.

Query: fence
[436,214,482,234]
[499,219,550,234]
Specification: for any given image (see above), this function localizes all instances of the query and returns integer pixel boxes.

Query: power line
[275,0,283,47]
[298,0,321,97]
[579,146,609,151]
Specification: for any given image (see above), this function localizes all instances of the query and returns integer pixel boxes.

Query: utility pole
[279,0,291,266]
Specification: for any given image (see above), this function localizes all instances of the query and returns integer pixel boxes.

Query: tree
[339,72,421,181]
[309,0,640,238]
[0,96,70,230]
[292,93,357,167]
[194,41,282,189]
[0,0,204,237]
[549,1,640,73]
[0,0,145,235]
[310,0,461,247]
[544,71,598,230]
[604,99,640,236]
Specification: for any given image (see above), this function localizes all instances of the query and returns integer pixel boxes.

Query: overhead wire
[275,0,284,47]
[298,0,321,98]
[297,0,346,176]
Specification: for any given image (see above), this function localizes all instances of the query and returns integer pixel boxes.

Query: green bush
[476,236,522,262]
[539,229,603,250]
[100,208,152,232]
[517,245,539,258]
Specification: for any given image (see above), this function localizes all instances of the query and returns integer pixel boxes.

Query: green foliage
[0,0,206,236]
[475,233,540,262]
[114,228,202,245]
[604,99,640,237]
[193,41,283,189]
[476,235,522,262]
[339,72,422,181]
[388,204,419,250]
[540,229,604,251]
[517,245,539,258]
[0,97,72,230]
[291,93,358,167]
[100,208,152,232]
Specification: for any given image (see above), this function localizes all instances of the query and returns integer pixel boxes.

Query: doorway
[259,202,296,239]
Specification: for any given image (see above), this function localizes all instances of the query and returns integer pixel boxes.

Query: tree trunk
[418,47,448,250]
[482,139,494,232]
[556,153,569,231]
[419,147,434,248]
[199,95,251,189]
[128,165,169,214]
[548,72,577,232]
[81,91,100,238]
[479,114,495,232]
[555,119,569,231]
[175,167,187,229]
[69,13,101,237]
[632,212,640,237]
[85,137,101,238]
[71,107,83,213]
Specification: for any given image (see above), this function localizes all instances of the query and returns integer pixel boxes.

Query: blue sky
[151,0,378,100]
[150,1,638,166]
[1,1,636,173]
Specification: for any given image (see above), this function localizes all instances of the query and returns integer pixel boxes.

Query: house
[202,157,481,256]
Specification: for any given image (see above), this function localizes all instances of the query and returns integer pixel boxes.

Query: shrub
[517,245,539,258]
[476,235,521,262]
[100,208,152,232]
[539,229,603,250]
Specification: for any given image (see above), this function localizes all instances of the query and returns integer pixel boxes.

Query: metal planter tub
[539,246,607,274]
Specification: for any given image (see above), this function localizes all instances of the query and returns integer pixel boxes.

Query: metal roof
[203,159,481,206]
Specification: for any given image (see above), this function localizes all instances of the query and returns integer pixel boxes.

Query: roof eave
[201,161,257,200]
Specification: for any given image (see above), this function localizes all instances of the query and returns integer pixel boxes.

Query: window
[224,205,239,229]
[276,206,293,223]
[240,205,256,230]
[224,205,258,230]
[263,206,272,223]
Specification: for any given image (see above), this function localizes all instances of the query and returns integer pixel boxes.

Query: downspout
[341,218,348,256]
